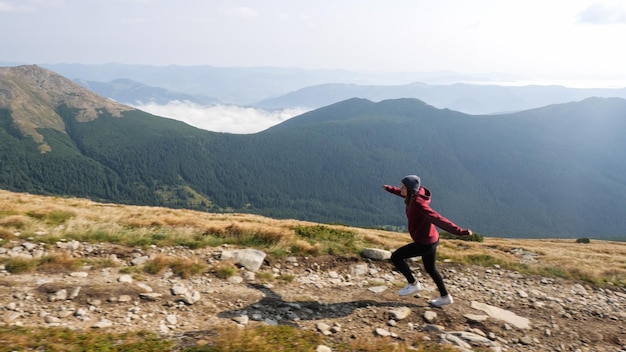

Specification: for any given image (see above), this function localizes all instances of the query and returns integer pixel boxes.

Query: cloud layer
[131,101,310,134]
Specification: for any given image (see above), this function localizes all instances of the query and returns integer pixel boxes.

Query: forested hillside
[1,65,625,239]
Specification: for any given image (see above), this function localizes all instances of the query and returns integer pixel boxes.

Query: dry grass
[143,255,209,279]
[0,189,624,287]
[193,325,455,352]
[437,237,626,286]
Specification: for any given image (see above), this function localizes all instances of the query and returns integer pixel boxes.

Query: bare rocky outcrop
[1,240,624,351]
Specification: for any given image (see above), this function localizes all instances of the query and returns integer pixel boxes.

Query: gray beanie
[402,175,421,194]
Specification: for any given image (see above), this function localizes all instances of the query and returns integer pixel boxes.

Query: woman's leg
[391,242,436,283]
[422,244,448,297]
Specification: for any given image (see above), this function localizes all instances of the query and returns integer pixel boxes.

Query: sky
[3,0,626,80]
[2,0,626,132]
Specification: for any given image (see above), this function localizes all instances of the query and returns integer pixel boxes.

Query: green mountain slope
[1,65,625,239]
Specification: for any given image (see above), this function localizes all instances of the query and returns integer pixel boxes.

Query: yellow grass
[0,189,624,287]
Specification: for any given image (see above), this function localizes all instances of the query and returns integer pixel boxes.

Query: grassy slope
[1,189,624,287]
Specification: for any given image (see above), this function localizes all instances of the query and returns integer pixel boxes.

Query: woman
[382,175,472,307]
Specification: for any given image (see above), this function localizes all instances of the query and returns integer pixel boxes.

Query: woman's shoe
[397,282,421,296]
[430,294,454,307]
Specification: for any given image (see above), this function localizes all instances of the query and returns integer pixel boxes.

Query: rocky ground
[0,240,625,352]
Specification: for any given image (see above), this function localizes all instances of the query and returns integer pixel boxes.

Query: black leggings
[390,241,448,297]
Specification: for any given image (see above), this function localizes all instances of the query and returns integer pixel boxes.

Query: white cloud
[131,101,310,134]
[219,6,257,19]
[577,1,626,25]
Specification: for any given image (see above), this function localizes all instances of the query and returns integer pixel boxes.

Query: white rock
[361,248,391,260]
[375,328,391,337]
[118,274,133,283]
[233,315,249,325]
[166,314,177,325]
[221,248,266,272]
[367,286,388,294]
[91,319,113,329]
[316,345,332,352]
[388,306,412,320]
[70,272,88,278]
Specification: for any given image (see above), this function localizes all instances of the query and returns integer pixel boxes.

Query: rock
[423,310,437,323]
[69,272,88,278]
[227,276,243,284]
[44,315,61,324]
[220,248,266,272]
[367,286,387,294]
[22,242,37,251]
[375,328,391,337]
[118,295,133,303]
[166,314,177,325]
[92,319,113,329]
[49,289,68,302]
[171,283,189,296]
[130,256,150,266]
[316,322,330,333]
[388,306,412,320]
[361,248,391,260]
[178,290,201,305]
[349,263,369,276]
[441,333,472,350]
[136,283,153,292]
[139,293,163,301]
[316,345,332,352]
[232,315,249,325]
[69,286,81,300]
[2,312,21,323]
[118,274,133,283]
[464,313,489,323]
[263,318,278,326]
[519,336,533,345]
[470,301,531,329]
[571,284,588,296]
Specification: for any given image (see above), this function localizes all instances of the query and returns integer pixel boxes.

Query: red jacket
[384,185,468,245]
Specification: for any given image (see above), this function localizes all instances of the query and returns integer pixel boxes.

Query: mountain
[253,82,626,115]
[1,65,625,240]
[38,63,386,105]
[75,78,221,106]
[13,62,624,115]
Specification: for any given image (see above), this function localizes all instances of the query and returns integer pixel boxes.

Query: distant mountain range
[24,63,626,116]
[253,82,626,115]
[1,65,625,240]
[75,78,222,106]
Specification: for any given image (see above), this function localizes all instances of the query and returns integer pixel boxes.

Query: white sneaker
[398,282,421,296]
[430,294,454,307]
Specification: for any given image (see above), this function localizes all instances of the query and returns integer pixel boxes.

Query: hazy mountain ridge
[38,63,381,105]
[75,78,222,106]
[10,62,625,115]
[1,65,625,240]
[254,82,626,115]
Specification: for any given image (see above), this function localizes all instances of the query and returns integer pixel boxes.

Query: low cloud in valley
[132,101,310,134]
